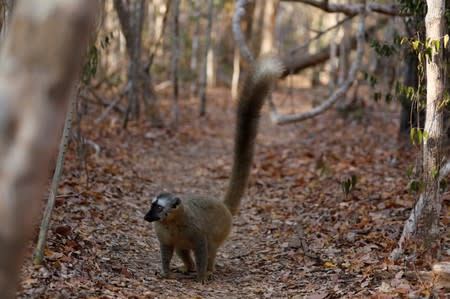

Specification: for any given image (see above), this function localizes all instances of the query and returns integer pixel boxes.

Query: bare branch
[271,13,366,125]
[232,0,254,63]
[281,20,386,77]
[281,0,407,16]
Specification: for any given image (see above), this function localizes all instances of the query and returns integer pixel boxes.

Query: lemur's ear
[172,197,181,208]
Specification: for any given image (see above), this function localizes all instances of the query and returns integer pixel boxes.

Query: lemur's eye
[156,205,164,212]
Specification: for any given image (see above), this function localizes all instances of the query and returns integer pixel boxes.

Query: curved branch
[281,0,408,17]
[232,0,254,63]
[271,13,366,125]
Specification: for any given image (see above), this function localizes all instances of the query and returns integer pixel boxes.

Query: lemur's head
[144,192,181,222]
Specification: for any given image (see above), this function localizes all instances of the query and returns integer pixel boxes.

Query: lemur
[144,55,284,282]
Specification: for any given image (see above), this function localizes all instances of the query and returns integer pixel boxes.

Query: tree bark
[260,0,279,54]
[171,0,180,127]
[190,0,200,95]
[0,0,97,297]
[199,0,213,116]
[34,86,78,265]
[422,0,445,255]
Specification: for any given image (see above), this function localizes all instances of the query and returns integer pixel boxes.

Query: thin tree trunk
[338,16,351,84]
[190,0,200,95]
[199,0,213,116]
[260,0,279,54]
[33,86,78,265]
[422,0,445,256]
[0,1,97,297]
[231,46,240,100]
[171,0,180,127]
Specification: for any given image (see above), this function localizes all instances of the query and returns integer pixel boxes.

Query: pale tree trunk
[153,0,169,51]
[206,45,215,87]
[328,14,339,89]
[338,16,351,84]
[231,46,240,100]
[422,0,445,256]
[171,0,180,127]
[260,0,279,54]
[199,0,213,116]
[0,0,97,297]
[148,0,170,67]
[251,0,263,55]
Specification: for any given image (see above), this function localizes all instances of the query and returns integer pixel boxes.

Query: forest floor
[18,85,449,298]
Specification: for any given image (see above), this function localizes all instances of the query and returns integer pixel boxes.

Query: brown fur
[144,56,284,282]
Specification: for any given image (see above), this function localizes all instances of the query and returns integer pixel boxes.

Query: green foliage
[81,32,113,84]
[82,46,99,84]
[409,127,428,146]
[398,0,426,22]
[408,179,424,193]
[363,71,377,88]
[341,175,357,198]
[370,39,398,57]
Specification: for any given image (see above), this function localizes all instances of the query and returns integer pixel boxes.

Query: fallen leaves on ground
[18,87,450,298]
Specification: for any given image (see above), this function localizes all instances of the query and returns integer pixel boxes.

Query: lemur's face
[144,192,181,222]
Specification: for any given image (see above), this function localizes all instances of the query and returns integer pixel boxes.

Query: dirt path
[18,87,449,298]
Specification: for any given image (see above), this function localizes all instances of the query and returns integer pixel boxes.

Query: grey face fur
[144,192,180,222]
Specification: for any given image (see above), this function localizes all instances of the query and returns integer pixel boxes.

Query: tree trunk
[171,0,180,127]
[422,0,445,256]
[0,0,97,297]
[338,16,351,84]
[231,46,240,100]
[260,0,279,54]
[34,86,78,265]
[190,0,201,95]
[114,0,145,127]
[199,0,213,116]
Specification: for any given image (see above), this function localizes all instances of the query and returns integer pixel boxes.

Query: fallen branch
[390,160,450,261]
[271,13,366,125]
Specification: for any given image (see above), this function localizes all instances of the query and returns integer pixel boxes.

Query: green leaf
[412,40,420,50]
[410,128,418,145]
[408,180,422,193]
[434,40,441,52]
[432,167,440,179]
[406,165,414,178]
[351,174,357,187]
[444,34,449,48]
